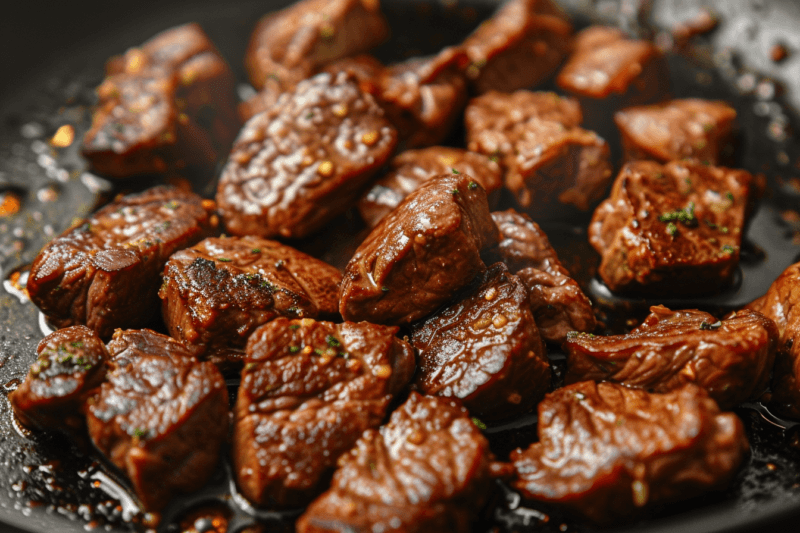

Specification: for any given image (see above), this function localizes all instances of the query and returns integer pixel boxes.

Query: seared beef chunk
[589,160,757,296]
[297,392,495,533]
[411,263,550,420]
[340,173,499,325]
[556,26,668,139]
[233,318,414,508]
[465,90,612,215]
[160,236,342,365]
[511,381,749,525]
[27,186,217,339]
[615,99,737,165]
[462,0,572,94]
[244,0,388,90]
[83,24,239,178]
[565,306,778,409]
[748,261,800,418]
[86,329,229,511]
[216,71,397,239]
[489,210,596,343]
[358,147,503,228]
[10,326,107,441]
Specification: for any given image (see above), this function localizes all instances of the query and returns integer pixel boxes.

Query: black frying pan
[2,1,800,532]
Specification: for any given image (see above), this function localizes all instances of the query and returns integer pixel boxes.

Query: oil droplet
[317,160,334,177]
[484,287,497,301]
[373,365,392,379]
[0,191,22,217]
[50,124,75,148]
[361,130,379,146]
[492,314,508,328]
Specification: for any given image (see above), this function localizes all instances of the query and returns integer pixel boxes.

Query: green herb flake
[289,346,300,354]
[658,202,697,226]
[218,257,232,262]
[471,417,487,430]
[251,248,261,254]
[164,200,179,210]
[244,362,259,371]
[726,191,734,201]
[666,222,678,236]
[289,325,300,330]
[132,428,148,439]
[70,341,84,348]
[468,181,478,190]
[699,320,722,331]
[314,348,325,356]
[326,335,341,348]
[451,189,460,195]
[451,168,460,174]
[721,244,736,255]
[381,286,390,292]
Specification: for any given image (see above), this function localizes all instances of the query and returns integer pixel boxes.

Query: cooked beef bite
[489,210,596,343]
[511,381,749,526]
[410,263,549,420]
[340,173,499,325]
[297,392,496,533]
[83,24,239,178]
[358,147,503,228]
[589,160,757,296]
[216,71,397,239]
[160,236,342,365]
[233,318,415,508]
[615,99,737,165]
[27,186,217,339]
[748,261,800,419]
[86,329,229,511]
[244,0,389,91]
[9,326,108,441]
[462,0,573,94]
[565,306,778,409]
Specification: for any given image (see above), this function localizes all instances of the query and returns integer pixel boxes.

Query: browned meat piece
[411,263,550,420]
[83,24,239,178]
[244,0,388,90]
[86,329,229,511]
[340,173,499,325]
[233,318,414,508]
[615,99,737,165]
[9,326,108,441]
[489,210,596,343]
[27,186,217,339]
[216,72,397,239]
[511,381,749,525]
[564,306,778,409]
[589,160,757,296]
[358,147,503,228]
[160,236,342,366]
[747,261,800,418]
[462,0,573,94]
[465,90,612,215]
[297,392,496,533]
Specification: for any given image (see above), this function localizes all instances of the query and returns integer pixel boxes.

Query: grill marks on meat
[339,173,499,325]
[217,71,397,240]
[589,160,757,295]
[86,329,229,511]
[297,392,496,533]
[233,318,415,508]
[564,306,778,409]
[27,186,217,339]
[160,236,342,365]
[9,326,108,442]
[411,263,550,420]
[511,381,749,525]
[82,24,239,178]
[358,147,503,228]
[489,209,596,343]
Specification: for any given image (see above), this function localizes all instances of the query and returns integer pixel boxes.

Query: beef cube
[245,0,388,90]
[160,236,342,365]
[411,263,550,420]
[27,186,218,339]
[297,392,496,533]
[339,173,499,325]
[462,0,573,94]
[489,210,596,343]
[615,99,737,165]
[9,326,108,441]
[86,329,229,511]
[233,318,415,508]
[565,305,778,409]
[358,147,503,228]
[747,261,800,419]
[511,381,749,525]
[216,72,397,239]
[83,24,239,178]
[589,160,757,296]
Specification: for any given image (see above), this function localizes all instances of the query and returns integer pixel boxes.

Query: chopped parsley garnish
[326,335,341,348]
[251,248,261,254]
[658,202,697,226]
[699,320,722,331]
[381,286,389,292]
[289,325,300,330]
[132,428,148,439]
[218,257,232,262]
[721,244,736,255]
[314,348,325,356]
[244,362,259,371]
[451,189,460,195]
[471,417,487,430]
[70,341,84,348]
[451,168,460,174]
[468,181,478,190]
[665,222,678,236]
[289,346,300,353]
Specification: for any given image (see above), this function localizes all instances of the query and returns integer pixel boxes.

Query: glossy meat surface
[297,392,495,533]
[339,173,499,325]
[233,318,415,508]
[27,186,217,339]
[511,381,749,525]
